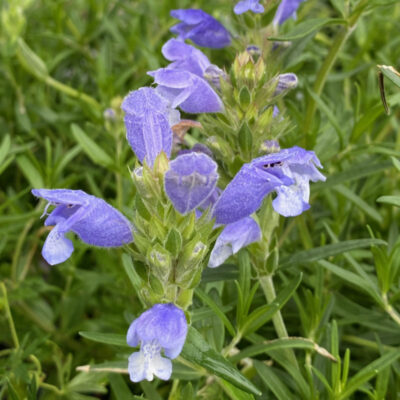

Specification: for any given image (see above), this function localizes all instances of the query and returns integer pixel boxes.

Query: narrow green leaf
[269,18,346,41]
[240,273,302,336]
[378,65,400,88]
[108,374,136,399]
[253,361,293,400]
[181,327,261,395]
[16,155,44,188]
[0,134,11,167]
[340,350,400,399]
[195,288,236,337]
[71,124,113,167]
[165,228,183,258]
[391,156,400,172]
[280,239,387,269]
[219,379,255,400]
[377,195,400,207]
[201,264,238,283]
[79,331,129,347]
[17,38,48,79]
[230,337,336,362]
[334,185,383,223]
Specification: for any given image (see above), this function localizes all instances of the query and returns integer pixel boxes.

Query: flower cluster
[31,1,324,385]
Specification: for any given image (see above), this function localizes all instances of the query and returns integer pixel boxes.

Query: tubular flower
[164,152,219,215]
[170,9,231,48]
[148,68,223,114]
[214,146,325,224]
[32,189,133,265]
[121,87,177,167]
[273,0,306,25]
[234,0,264,15]
[127,303,188,382]
[208,217,262,268]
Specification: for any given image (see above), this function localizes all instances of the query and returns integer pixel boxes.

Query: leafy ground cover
[1,0,400,398]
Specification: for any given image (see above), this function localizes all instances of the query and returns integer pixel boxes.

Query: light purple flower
[148,68,223,114]
[273,0,306,25]
[170,9,231,49]
[127,303,188,382]
[162,38,211,77]
[121,87,177,166]
[214,146,325,224]
[165,152,219,215]
[32,189,133,265]
[274,73,298,95]
[234,0,264,15]
[208,217,261,268]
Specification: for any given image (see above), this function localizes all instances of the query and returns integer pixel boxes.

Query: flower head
[273,0,306,25]
[32,189,133,265]
[170,9,231,48]
[164,152,219,214]
[148,68,223,114]
[121,87,176,166]
[127,303,188,382]
[208,217,261,268]
[234,0,264,15]
[214,146,325,224]
[274,73,298,95]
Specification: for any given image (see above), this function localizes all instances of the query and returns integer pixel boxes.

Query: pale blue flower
[214,146,325,223]
[208,217,261,268]
[170,9,231,48]
[127,303,188,382]
[32,189,133,265]
[273,0,306,25]
[121,87,177,166]
[164,152,219,214]
[234,0,264,15]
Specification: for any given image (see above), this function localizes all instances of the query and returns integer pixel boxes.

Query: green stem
[259,275,299,369]
[304,26,351,145]
[0,282,20,349]
[382,293,400,327]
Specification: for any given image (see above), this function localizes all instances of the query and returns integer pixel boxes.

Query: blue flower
[274,73,298,95]
[273,0,306,25]
[121,87,178,166]
[32,189,133,265]
[214,146,325,224]
[127,303,188,382]
[161,38,211,77]
[234,0,264,15]
[208,217,261,268]
[164,151,219,215]
[170,9,231,48]
[148,68,223,114]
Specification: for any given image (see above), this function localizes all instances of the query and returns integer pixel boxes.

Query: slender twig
[0,282,20,349]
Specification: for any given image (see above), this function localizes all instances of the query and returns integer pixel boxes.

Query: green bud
[165,228,182,258]
[147,243,172,283]
[238,121,253,160]
[239,86,252,111]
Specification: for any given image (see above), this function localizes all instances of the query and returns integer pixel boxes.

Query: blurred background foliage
[1,0,400,398]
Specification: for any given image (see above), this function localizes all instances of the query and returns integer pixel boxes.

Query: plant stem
[304,26,351,145]
[0,282,20,349]
[382,293,400,327]
[259,275,299,369]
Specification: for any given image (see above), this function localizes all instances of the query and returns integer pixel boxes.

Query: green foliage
[1,0,400,398]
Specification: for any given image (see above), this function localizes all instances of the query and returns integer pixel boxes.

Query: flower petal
[42,226,74,265]
[165,152,219,214]
[208,217,261,268]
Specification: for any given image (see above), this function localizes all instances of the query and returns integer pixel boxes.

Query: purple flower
[32,189,133,265]
[214,146,325,224]
[208,217,261,268]
[127,303,188,382]
[164,152,219,215]
[121,87,177,166]
[148,68,223,114]
[274,73,298,95]
[234,0,264,15]
[170,9,231,49]
[273,0,306,25]
[162,38,211,77]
